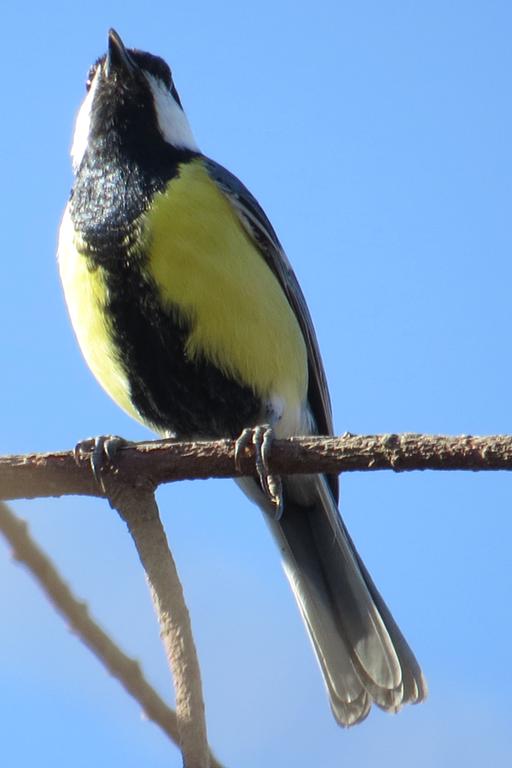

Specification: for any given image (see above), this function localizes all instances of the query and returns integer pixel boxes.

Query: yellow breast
[145,159,308,413]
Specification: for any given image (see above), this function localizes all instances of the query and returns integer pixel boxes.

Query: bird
[58,28,427,726]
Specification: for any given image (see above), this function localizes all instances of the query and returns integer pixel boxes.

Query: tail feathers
[238,475,427,726]
[280,541,372,726]
[349,540,427,705]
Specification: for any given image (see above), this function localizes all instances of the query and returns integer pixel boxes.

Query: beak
[106,28,136,77]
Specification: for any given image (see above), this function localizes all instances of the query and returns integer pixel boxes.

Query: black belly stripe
[102,257,261,438]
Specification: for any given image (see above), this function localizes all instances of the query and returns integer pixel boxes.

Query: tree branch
[0,501,224,768]
[1,433,512,502]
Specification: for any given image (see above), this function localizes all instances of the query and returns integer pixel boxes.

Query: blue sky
[1,2,512,766]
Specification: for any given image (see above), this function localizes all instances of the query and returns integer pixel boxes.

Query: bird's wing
[203,157,335,444]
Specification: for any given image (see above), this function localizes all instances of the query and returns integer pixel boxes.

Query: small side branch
[1,433,512,502]
[105,483,210,768]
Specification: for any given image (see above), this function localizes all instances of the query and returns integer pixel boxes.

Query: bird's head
[71,29,198,172]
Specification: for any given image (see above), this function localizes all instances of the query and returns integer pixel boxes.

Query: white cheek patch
[71,72,100,172]
[145,72,199,152]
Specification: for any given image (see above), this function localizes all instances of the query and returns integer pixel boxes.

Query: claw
[235,425,283,520]
[234,427,253,473]
[74,435,127,492]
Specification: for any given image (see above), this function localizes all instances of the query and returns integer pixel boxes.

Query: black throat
[70,86,196,259]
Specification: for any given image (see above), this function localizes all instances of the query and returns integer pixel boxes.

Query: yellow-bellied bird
[58,29,426,726]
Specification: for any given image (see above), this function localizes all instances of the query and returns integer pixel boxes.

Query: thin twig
[2,433,512,502]
[0,501,224,768]
[106,483,210,768]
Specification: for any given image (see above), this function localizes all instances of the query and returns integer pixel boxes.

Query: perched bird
[58,29,426,726]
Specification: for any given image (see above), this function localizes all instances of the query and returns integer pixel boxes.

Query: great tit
[58,29,426,726]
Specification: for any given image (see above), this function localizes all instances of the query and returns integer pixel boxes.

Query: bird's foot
[235,425,283,520]
[74,435,127,493]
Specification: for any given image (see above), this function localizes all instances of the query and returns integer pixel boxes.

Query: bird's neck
[69,134,197,264]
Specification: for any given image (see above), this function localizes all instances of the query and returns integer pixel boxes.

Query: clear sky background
[1,2,511,766]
